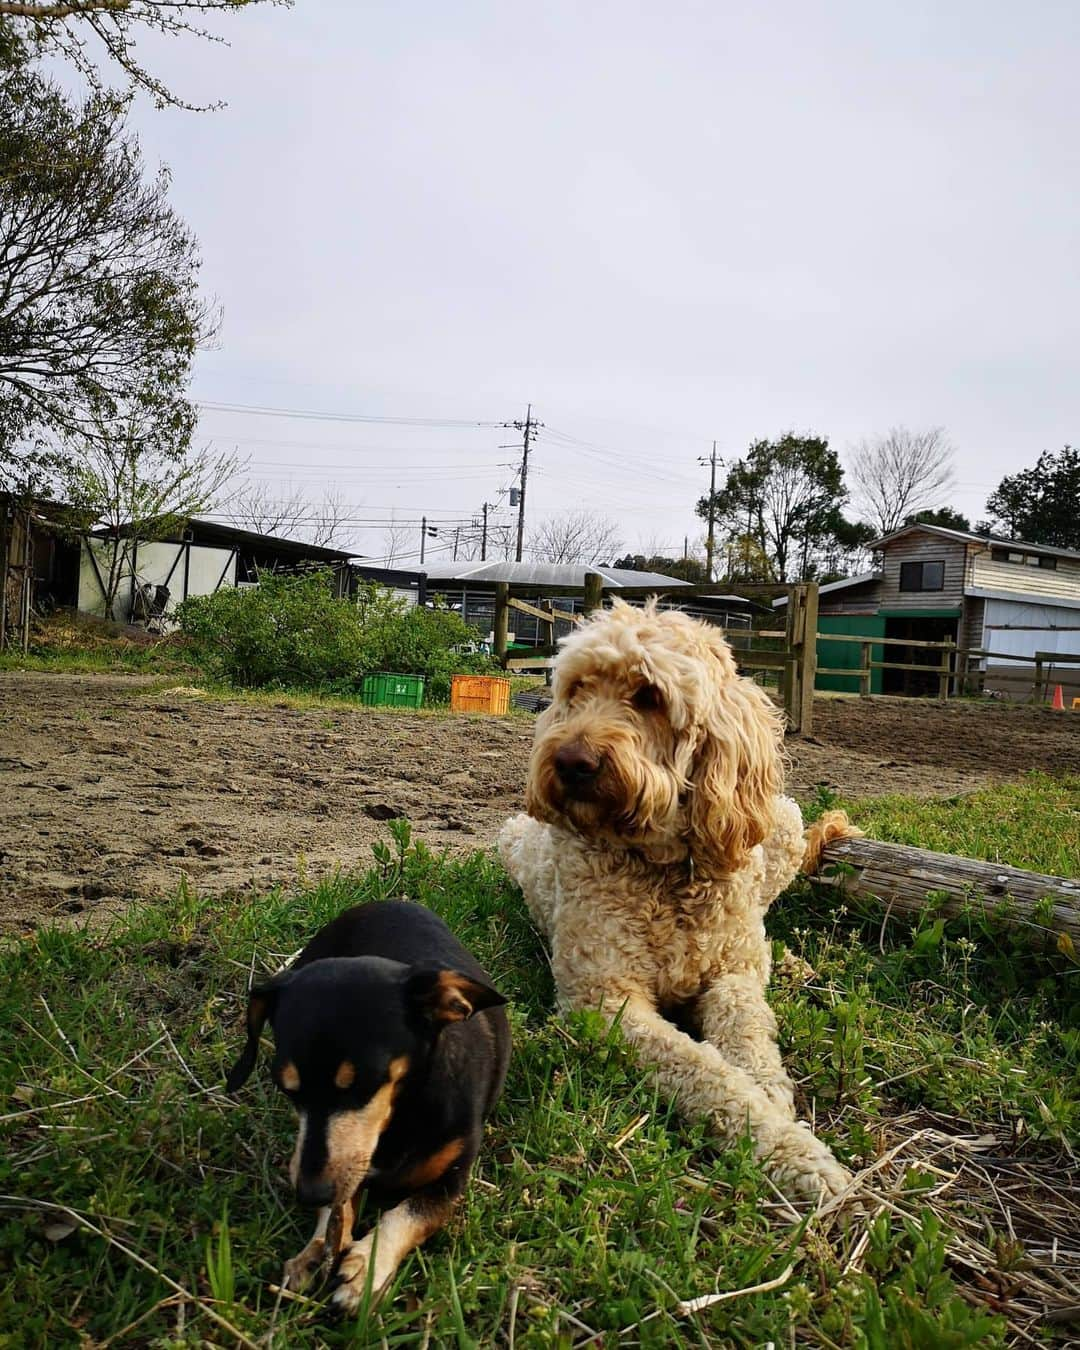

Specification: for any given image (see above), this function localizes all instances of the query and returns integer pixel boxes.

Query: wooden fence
[817,632,1080,702]
[483,575,1080,733]
[492,574,821,734]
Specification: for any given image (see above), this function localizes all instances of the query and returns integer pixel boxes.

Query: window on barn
[899,560,945,592]
[990,547,1057,571]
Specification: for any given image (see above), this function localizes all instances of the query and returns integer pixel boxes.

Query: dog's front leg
[697,975,795,1118]
[603,992,851,1203]
[282,1196,355,1292]
[330,1188,455,1315]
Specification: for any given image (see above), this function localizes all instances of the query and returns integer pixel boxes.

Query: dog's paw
[282,1239,325,1293]
[770,1124,857,1207]
[329,1234,385,1315]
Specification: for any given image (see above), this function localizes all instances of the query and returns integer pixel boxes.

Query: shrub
[174,571,494,701]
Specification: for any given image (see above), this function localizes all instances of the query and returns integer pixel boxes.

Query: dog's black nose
[296,1175,334,1210]
[554,741,601,788]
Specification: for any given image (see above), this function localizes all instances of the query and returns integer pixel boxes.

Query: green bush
[174,571,494,701]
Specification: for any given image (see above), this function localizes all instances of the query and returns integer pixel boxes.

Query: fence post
[1033,656,1043,704]
[494,582,509,666]
[798,581,818,736]
[859,642,871,698]
[583,571,604,615]
[782,584,799,730]
[938,641,954,700]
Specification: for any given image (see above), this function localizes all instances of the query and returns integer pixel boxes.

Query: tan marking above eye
[388,1055,409,1083]
[280,1062,300,1091]
[334,1060,356,1090]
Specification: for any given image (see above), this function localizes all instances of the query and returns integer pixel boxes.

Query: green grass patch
[809,773,1080,877]
[1,809,1077,1345]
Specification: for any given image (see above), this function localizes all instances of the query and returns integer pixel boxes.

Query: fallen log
[816,836,1080,949]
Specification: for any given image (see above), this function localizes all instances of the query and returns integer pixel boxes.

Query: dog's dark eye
[632,684,663,712]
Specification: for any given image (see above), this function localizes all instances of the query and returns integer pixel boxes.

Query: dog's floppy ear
[688,665,783,878]
[405,964,507,1025]
[225,975,290,1092]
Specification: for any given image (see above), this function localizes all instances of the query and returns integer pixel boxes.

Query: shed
[419,560,760,648]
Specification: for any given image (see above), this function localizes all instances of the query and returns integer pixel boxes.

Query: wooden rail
[816,631,1080,701]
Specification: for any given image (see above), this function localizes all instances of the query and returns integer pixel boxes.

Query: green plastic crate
[360,672,425,708]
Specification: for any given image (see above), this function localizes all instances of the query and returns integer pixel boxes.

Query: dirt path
[2,673,1077,932]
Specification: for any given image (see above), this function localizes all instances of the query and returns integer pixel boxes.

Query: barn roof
[872,522,1080,563]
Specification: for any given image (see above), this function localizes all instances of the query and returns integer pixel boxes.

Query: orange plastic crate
[450,674,511,715]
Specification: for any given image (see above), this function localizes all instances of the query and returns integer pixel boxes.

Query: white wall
[983,597,1080,664]
[78,538,237,620]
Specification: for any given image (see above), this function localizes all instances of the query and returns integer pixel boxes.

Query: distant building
[776,522,1080,699]
[78,518,357,623]
[1,498,362,643]
[417,560,761,649]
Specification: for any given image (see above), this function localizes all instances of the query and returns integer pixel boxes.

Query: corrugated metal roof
[420,561,690,589]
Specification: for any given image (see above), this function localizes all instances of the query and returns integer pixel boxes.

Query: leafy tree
[63,392,238,619]
[817,517,877,582]
[849,426,956,536]
[613,553,708,583]
[696,433,849,582]
[905,506,971,531]
[984,447,1080,548]
[0,59,214,496]
[719,534,774,583]
[0,0,287,109]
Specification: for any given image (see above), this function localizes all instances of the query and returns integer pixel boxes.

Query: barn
[777,523,1080,700]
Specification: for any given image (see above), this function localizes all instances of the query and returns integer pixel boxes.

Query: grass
[0,612,195,677]
[813,774,1080,878]
[1,804,1078,1347]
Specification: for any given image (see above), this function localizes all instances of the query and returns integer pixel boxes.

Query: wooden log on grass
[816,836,1080,949]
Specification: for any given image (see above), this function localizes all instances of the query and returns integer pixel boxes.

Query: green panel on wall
[816,614,886,694]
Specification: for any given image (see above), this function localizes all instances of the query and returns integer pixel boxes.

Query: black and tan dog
[226,900,510,1313]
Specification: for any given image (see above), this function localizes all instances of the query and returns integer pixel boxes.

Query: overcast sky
[107,0,1080,564]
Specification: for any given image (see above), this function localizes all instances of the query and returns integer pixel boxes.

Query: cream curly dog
[499,600,858,1202]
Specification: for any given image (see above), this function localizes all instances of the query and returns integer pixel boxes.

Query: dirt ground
[2,672,1079,932]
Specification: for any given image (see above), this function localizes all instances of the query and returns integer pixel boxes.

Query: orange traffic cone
[1052,684,1065,710]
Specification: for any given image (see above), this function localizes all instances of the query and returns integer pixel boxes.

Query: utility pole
[481,502,491,561]
[514,403,542,563]
[453,526,460,562]
[698,442,720,583]
[420,516,437,565]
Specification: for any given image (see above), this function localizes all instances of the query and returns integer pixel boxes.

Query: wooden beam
[493,582,509,665]
[508,596,578,625]
[816,836,1080,947]
[505,655,555,671]
[583,571,604,615]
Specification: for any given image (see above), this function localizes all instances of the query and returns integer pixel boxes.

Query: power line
[198,399,518,430]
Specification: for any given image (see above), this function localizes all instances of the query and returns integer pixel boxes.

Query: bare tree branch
[528,510,623,566]
[849,426,956,537]
[0,0,290,111]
